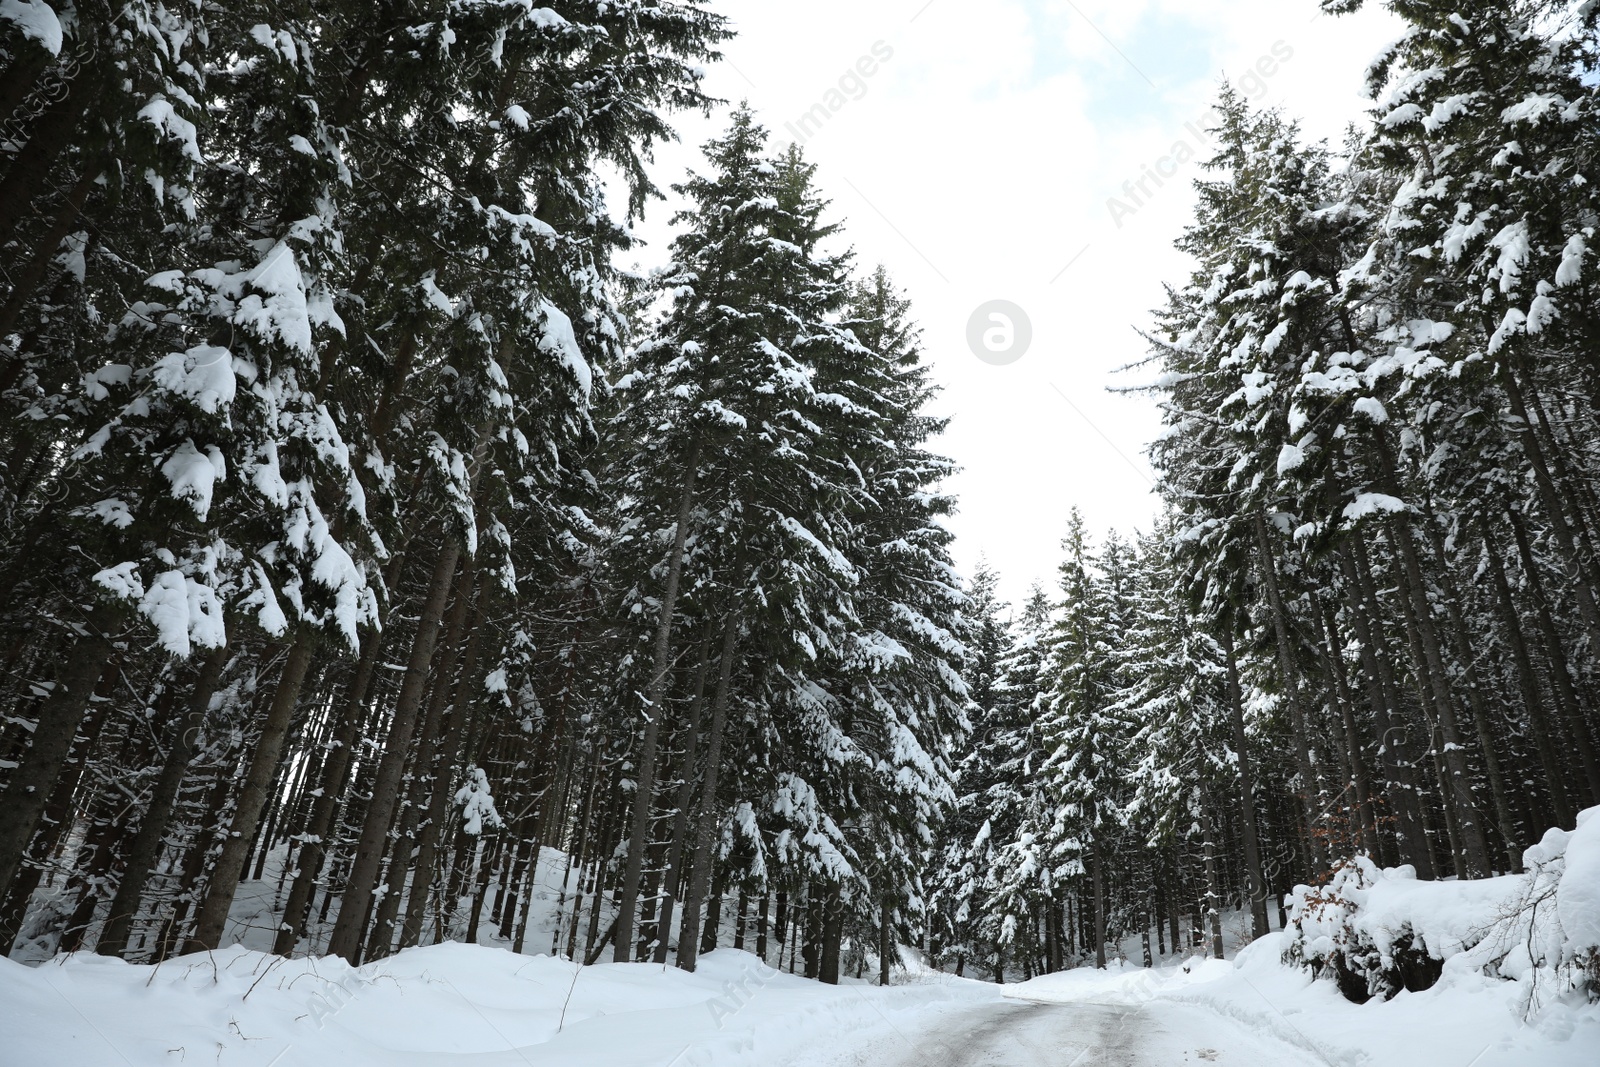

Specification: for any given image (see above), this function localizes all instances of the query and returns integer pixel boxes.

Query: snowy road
[853,996,1322,1067]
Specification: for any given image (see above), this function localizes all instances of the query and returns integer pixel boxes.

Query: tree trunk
[464,835,499,944]
[1505,509,1600,806]
[0,59,95,241]
[1382,516,1491,877]
[615,443,700,962]
[1419,516,1521,868]
[399,574,490,950]
[97,643,229,957]
[1501,366,1600,651]
[0,674,114,952]
[1201,792,1225,960]
[878,894,894,985]
[0,604,122,908]
[652,634,713,963]
[272,624,388,955]
[1092,841,1107,969]
[802,889,821,979]
[819,881,843,984]
[1478,519,1574,826]
[0,38,55,127]
[1252,512,1329,870]
[675,615,741,973]
[0,164,100,348]
[1316,604,1381,860]
[188,634,317,952]
[1338,547,1436,877]
[327,539,463,961]
[1220,624,1270,938]
[774,891,789,967]
[366,565,475,962]
[702,872,725,956]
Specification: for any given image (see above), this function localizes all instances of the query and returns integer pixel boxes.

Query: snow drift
[1288,806,1600,1009]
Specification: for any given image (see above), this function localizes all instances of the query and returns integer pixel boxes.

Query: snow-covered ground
[1,944,994,1067]
[4,935,1595,1066]
[6,810,1598,1066]
[1008,939,1599,1067]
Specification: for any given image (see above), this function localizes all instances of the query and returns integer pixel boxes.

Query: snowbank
[1008,936,1599,1066]
[6,814,1596,1067]
[0,944,995,1067]
[1288,806,1600,1008]
[1005,952,1234,1006]
[1180,932,1600,1067]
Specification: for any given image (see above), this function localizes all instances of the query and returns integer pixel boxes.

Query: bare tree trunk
[0,58,95,241]
[555,742,604,959]
[1092,841,1107,969]
[675,615,740,973]
[802,888,821,978]
[272,624,386,955]
[97,643,229,957]
[0,165,100,348]
[819,882,843,984]
[366,565,475,962]
[1316,604,1381,859]
[1419,516,1521,868]
[327,539,463,961]
[1479,519,1574,826]
[1220,624,1270,938]
[464,835,500,944]
[399,574,489,951]
[152,761,234,962]
[1382,517,1491,877]
[583,786,622,962]
[1502,366,1600,649]
[188,634,317,951]
[702,872,725,956]
[0,674,114,951]
[1506,510,1600,806]
[1339,547,1436,877]
[614,443,700,962]
[878,894,893,986]
[0,604,122,908]
[0,37,55,126]
[1252,512,1329,870]
[1201,792,1225,960]
[653,634,713,963]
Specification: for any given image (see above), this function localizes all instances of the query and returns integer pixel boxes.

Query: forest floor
[4,846,1598,1066]
[4,931,1596,1066]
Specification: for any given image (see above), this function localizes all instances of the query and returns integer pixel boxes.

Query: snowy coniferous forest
[1,2,1599,1065]
[0,0,968,978]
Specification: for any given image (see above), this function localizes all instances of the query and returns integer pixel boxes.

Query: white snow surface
[139,569,226,657]
[161,439,226,521]
[0,945,997,1067]
[1013,934,1598,1067]
[0,0,62,54]
[1547,807,1600,959]
[151,344,238,414]
[5,820,1597,1066]
[1290,805,1600,1007]
[1342,491,1408,522]
[5,933,1593,1067]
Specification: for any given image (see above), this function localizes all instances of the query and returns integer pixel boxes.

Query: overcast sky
[624,0,1406,608]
